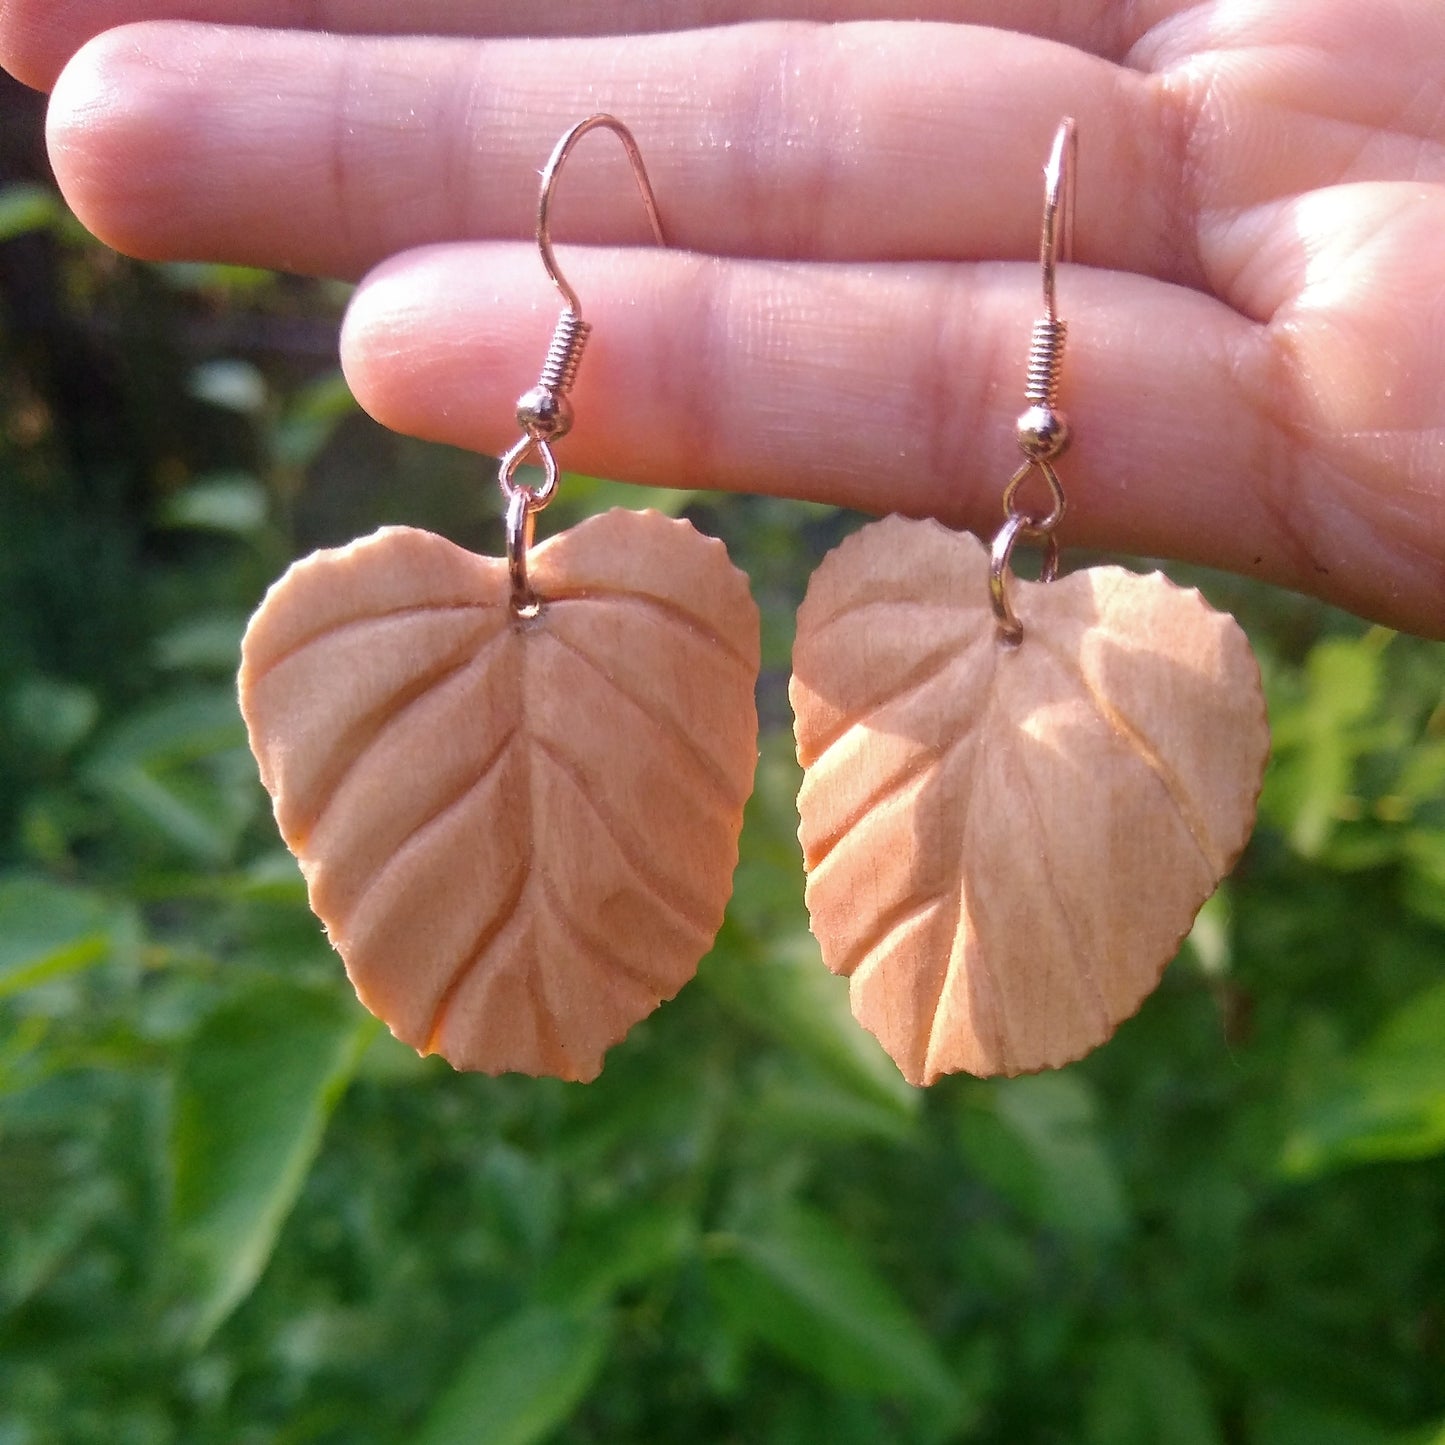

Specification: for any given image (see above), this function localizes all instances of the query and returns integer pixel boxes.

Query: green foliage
[170,982,378,1347]
[1084,1334,1221,1445]
[1282,980,1445,1175]
[957,1073,1129,1245]
[706,1201,963,1412]
[0,182,87,244]
[0,877,120,998]
[415,1306,612,1445]
[2,177,1444,1445]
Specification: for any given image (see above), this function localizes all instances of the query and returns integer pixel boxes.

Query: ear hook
[1040,116,1077,320]
[988,117,1079,647]
[537,113,668,319]
[501,114,669,615]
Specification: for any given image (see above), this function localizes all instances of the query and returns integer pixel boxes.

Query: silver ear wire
[989,117,1077,646]
[499,114,668,612]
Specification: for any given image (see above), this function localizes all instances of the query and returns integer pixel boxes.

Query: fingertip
[46,23,182,259]
[341,246,526,452]
[0,0,72,91]
[338,254,416,432]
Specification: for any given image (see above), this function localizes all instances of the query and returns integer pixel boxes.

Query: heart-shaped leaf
[240,508,759,1081]
[790,516,1268,1084]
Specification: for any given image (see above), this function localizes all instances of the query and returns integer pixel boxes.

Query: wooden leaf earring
[239,115,760,1082]
[790,119,1269,1086]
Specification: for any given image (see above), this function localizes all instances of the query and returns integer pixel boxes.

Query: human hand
[4,1,1442,635]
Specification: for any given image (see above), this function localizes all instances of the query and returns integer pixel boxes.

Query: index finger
[1,0,1160,90]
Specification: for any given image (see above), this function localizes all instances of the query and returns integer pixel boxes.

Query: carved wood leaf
[790,515,1269,1085]
[240,508,759,1082]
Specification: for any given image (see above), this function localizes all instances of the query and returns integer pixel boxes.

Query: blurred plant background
[2,71,1444,1445]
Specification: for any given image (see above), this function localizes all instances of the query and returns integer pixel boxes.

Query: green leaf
[0,877,116,999]
[414,1306,611,1445]
[0,182,64,241]
[171,982,375,1347]
[153,613,248,673]
[706,1202,959,1409]
[536,1204,694,1312]
[188,359,268,415]
[157,474,269,535]
[231,849,309,904]
[1085,1334,1223,1445]
[1403,829,1445,928]
[275,370,359,469]
[702,726,920,1141]
[6,675,100,756]
[82,690,254,864]
[1282,980,1445,1176]
[749,1062,921,1145]
[959,1073,1129,1244]
[1,1174,120,1311]
[1182,888,1233,978]
[1263,633,1389,858]
[1248,1398,1418,1445]
[1396,739,1445,810]
[701,931,917,1123]
[159,261,279,295]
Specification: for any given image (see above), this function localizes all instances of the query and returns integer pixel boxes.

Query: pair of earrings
[239,116,1269,1088]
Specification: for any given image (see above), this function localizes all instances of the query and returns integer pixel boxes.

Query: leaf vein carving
[532,737,717,938]
[804,632,981,767]
[424,861,532,1054]
[542,630,740,807]
[1035,636,1223,874]
[304,626,510,842]
[836,889,944,983]
[806,753,935,873]
[806,682,990,871]
[539,873,674,997]
[524,956,574,1077]
[923,894,987,1080]
[546,587,754,673]
[251,601,494,686]
[344,724,519,910]
[920,737,995,1076]
[804,594,980,643]
[1013,736,1112,1043]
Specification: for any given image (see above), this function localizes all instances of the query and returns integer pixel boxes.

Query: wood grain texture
[240,508,759,1082]
[790,515,1269,1085]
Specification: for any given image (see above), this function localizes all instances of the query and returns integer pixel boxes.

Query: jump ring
[989,514,1060,646]
[506,487,539,615]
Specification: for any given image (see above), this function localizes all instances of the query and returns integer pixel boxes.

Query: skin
[2,1,1442,635]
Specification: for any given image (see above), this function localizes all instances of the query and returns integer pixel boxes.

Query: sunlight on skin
[2,0,1441,635]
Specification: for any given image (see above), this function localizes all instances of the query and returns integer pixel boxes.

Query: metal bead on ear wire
[237,116,760,1084]
[790,119,1269,1087]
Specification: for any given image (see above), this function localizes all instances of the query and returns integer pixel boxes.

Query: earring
[239,115,760,1083]
[789,119,1269,1086]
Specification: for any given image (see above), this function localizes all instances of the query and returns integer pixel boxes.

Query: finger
[1145,0,1445,250]
[338,240,1445,637]
[3,0,1157,92]
[44,20,1183,287]
[1215,181,1445,612]
[46,18,1445,299]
